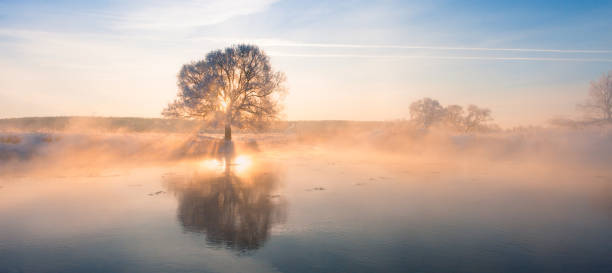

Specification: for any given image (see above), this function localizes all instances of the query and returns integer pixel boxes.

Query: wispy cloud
[263,42,612,54]
[267,52,612,62]
[205,38,611,54]
[189,37,612,62]
[0,0,279,31]
[113,0,279,30]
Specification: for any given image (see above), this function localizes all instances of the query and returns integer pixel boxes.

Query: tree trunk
[224,124,231,141]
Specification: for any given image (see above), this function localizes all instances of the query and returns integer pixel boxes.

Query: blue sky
[1,0,611,126]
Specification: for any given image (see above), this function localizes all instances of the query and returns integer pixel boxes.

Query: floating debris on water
[148,191,166,196]
[161,172,176,178]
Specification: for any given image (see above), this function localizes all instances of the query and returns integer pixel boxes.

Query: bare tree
[409,98,445,129]
[163,44,286,140]
[409,98,495,133]
[443,104,464,131]
[578,71,612,124]
[463,105,492,133]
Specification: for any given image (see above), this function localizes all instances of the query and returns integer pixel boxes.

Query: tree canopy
[163,45,286,136]
[409,97,494,133]
[578,71,612,124]
[409,98,445,129]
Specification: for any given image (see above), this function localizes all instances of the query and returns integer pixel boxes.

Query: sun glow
[200,158,223,170]
[219,94,229,112]
[198,155,253,174]
[232,155,252,174]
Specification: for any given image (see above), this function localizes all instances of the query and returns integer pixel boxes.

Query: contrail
[268,52,612,62]
[260,41,612,54]
[190,37,612,54]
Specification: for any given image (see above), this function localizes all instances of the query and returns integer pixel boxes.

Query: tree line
[577,71,612,124]
[408,98,495,133]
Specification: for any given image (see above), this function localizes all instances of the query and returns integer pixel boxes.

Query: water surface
[1,146,611,272]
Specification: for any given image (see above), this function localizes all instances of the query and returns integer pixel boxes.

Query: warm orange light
[199,155,252,174]
[219,94,228,111]
[200,158,223,170]
[233,155,252,174]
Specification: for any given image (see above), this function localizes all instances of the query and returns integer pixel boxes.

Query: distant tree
[548,117,583,129]
[409,98,495,132]
[443,104,465,131]
[163,44,286,140]
[463,105,492,133]
[578,71,612,124]
[409,98,445,129]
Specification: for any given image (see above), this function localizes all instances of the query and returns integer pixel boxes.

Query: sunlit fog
[1,1,612,272]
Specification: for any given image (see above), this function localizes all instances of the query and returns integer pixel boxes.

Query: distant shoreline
[0,117,386,134]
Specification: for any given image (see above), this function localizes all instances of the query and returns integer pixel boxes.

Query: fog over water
[0,122,611,272]
[2,0,612,271]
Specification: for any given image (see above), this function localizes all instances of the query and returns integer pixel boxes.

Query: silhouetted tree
[409,98,495,133]
[463,105,492,133]
[443,104,465,131]
[409,98,445,129]
[578,71,612,124]
[163,44,286,140]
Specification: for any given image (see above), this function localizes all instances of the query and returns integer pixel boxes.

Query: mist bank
[0,117,202,134]
[1,117,611,176]
[1,116,608,134]
[0,117,382,134]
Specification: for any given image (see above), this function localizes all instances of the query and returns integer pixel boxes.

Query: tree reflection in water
[164,155,286,252]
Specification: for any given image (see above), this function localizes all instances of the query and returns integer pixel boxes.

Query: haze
[1,1,612,272]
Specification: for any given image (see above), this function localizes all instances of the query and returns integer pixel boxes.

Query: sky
[0,0,611,127]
